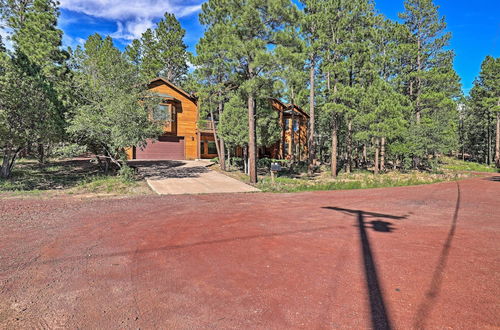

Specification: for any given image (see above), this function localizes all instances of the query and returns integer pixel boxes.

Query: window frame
[153,103,173,122]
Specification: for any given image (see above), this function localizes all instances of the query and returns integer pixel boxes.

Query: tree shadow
[484,175,500,182]
[323,206,407,330]
[1,158,101,191]
[413,181,461,328]
[128,160,210,180]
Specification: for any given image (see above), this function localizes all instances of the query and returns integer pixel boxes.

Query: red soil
[1,175,499,329]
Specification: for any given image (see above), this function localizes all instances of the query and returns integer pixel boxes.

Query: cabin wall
[148,82,198,160]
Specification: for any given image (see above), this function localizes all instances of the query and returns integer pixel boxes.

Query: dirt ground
[0,175,499,329]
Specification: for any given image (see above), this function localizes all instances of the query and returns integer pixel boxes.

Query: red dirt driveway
[1,176,499,329]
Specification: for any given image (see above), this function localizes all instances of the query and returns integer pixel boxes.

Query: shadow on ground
[128,160,210,180]
[413,181,461,328]
[484,175,500,182]
[0,158,101,191]
[323,206,408,330]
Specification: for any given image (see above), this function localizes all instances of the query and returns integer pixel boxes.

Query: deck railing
[199,121,218,131]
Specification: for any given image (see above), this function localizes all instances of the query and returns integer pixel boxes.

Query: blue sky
[56,0,499,95]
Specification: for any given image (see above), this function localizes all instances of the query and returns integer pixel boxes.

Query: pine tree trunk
[291,106,295,162]
[2,146,23,178]
[210,104,225,171]
[331,115,338,178]
[380,137,386,172]
[1,147,13,179]
[243,145,248,175]
[346,120,353,174]
[416,37,422,124]
[248,94,257,183]
[37,143,45,164]
[220,139,226,170]
[280,106,285,159]
[374,138,380,175]
[362,144,367,167]
[495,105,500,168]
[217,96,227,171]
[308,54,316,174]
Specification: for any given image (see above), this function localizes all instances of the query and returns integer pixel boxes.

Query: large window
[208,141,217,154]
[153,104,172,121]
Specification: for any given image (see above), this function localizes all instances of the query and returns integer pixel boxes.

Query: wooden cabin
[232,98,309,160]
[126,78,217,160]
[269,98,309,160]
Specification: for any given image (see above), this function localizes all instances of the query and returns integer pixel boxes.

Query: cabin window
[153,104,172,121]
[208,141,217,154]
[293,119,299,132]
[285,119,291,131]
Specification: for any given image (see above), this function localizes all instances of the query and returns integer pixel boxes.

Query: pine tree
[126,13,189,85]
[68,34,162,172]
[300,0,322,172]
[0,50,56,177]
[0,35,5,53]
[274,20,307,161]
[468,56,500,167]
[193,24,241,171]
[399,0,461,167]
[198,0,298,183]
[1,0,68,163]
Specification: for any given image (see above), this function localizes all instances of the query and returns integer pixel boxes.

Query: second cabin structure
[268,98,309,160]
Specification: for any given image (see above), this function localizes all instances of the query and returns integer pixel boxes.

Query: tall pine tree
[126,13,189,85]
[467,56,500,167]
[399,0,461,167]
[198,0,297,183]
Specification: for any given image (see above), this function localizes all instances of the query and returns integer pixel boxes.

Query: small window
[200,141,205,154]
[285,119,291,131]
[153,104,172,121]
[208,141,217,154]
[293,119,299,132]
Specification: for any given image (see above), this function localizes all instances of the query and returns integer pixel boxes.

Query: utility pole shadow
[323,207,407,330]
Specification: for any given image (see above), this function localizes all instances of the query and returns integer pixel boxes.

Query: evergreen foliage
[3,0,496,181]
[67,34,162,172]
[125,12,189,85]
[463,56,500,167]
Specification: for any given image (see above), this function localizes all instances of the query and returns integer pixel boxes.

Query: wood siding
[127,79,199,160]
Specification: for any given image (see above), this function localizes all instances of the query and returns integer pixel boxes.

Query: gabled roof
[148,77,197,103]
[270,98,309,119]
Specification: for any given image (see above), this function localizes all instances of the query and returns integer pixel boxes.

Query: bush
[230,157,244,168]
[257,158,289,169]
[257,157,272,169]
[118,165,136,182]
[50,143,87,159]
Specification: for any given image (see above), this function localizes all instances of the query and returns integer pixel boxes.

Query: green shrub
[230,157,244,168]
[51,143,87,159]
[118,165,136,182]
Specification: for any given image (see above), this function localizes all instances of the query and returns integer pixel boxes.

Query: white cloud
[59,0,203,40]
[62,34,86,49]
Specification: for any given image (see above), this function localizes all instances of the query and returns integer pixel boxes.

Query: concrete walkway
[130,160,259,195]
